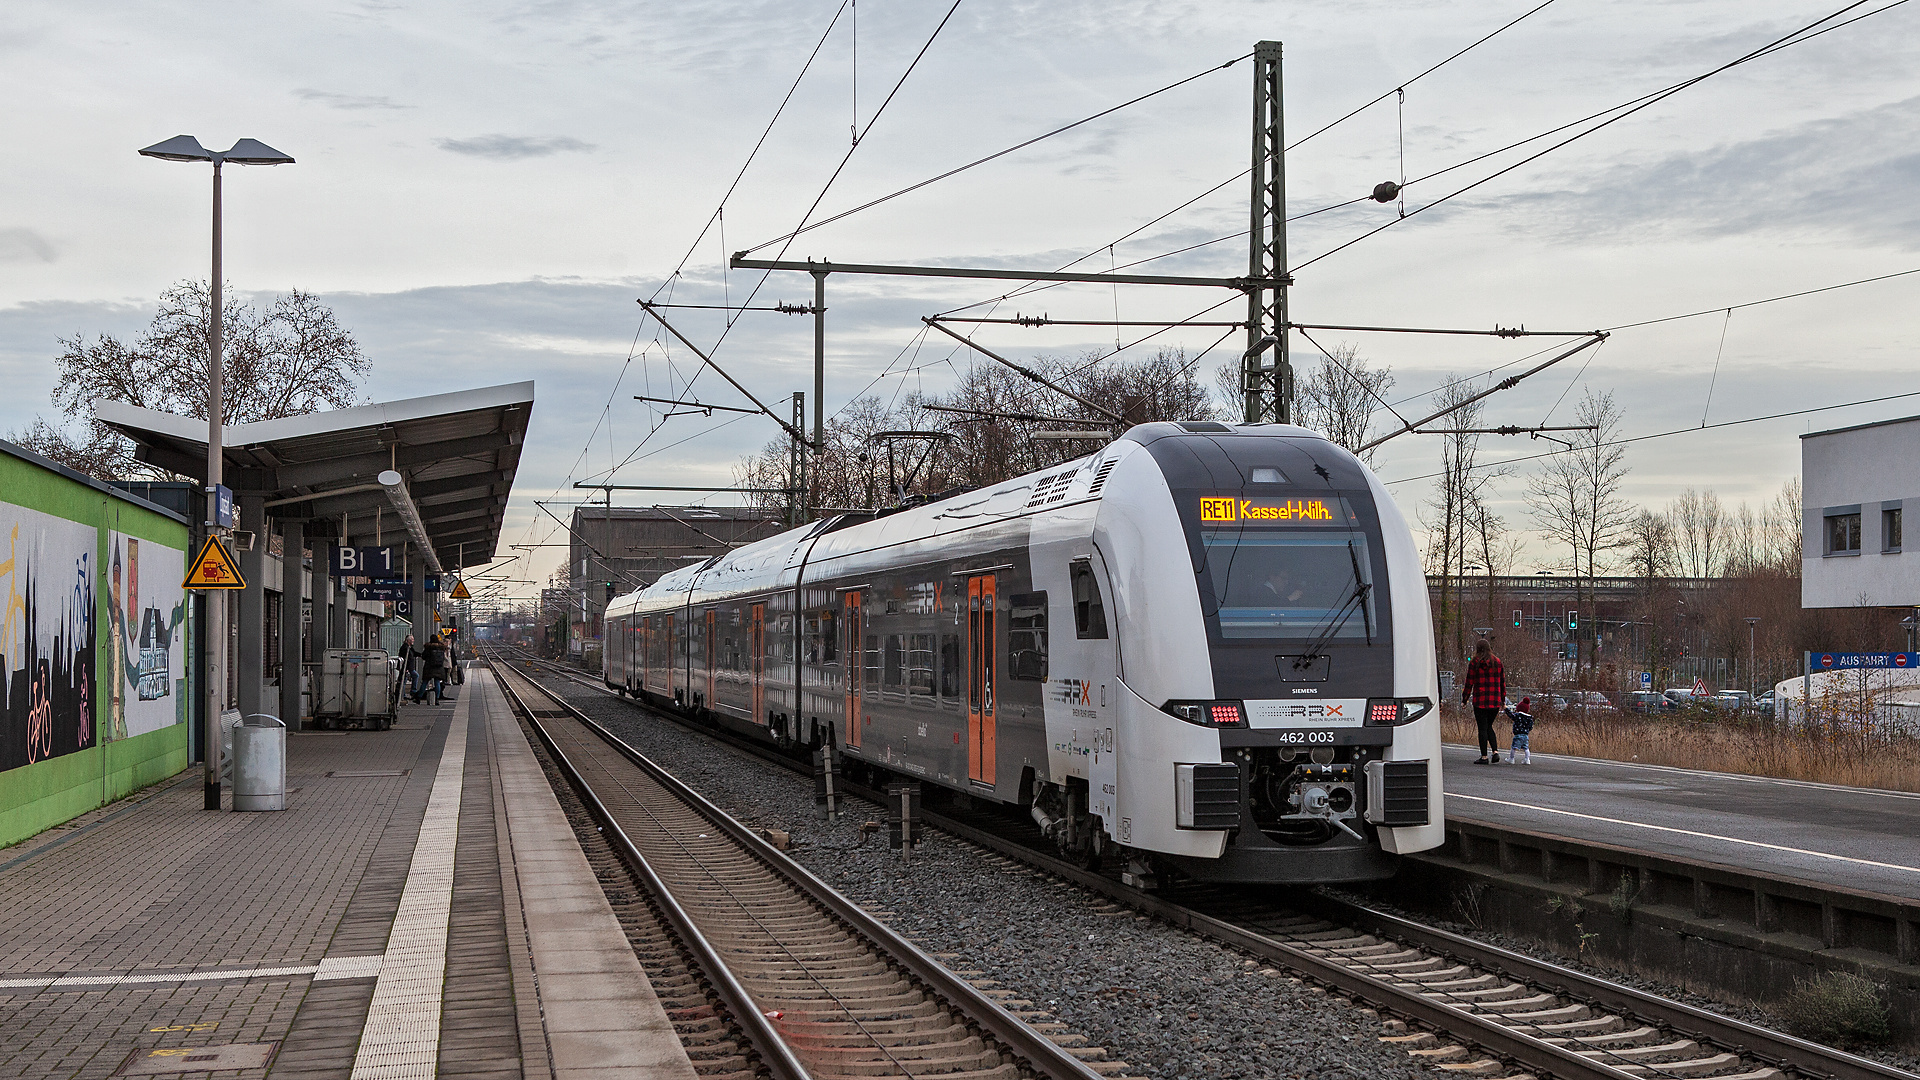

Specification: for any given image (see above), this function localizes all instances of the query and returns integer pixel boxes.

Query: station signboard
[331,545,400,577]
[355,582,411,602]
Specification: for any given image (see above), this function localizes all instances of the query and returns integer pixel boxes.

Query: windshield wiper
[1300,541,1373,657]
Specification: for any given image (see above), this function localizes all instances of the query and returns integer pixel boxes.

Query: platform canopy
[96,382,533,572]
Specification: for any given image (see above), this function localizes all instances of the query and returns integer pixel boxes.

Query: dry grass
[1441,707,1920,792]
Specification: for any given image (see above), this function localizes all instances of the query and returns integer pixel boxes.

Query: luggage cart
[311,649,398,730]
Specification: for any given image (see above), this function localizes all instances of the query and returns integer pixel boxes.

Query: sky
[4,0,1918,603]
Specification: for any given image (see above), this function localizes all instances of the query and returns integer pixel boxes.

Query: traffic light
[1512,609,1522,628]
[1567,609,1579,630]
[605,581,616,602]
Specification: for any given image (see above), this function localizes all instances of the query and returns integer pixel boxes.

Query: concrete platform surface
[1442,743,1920,899]
[0,668,696,1080]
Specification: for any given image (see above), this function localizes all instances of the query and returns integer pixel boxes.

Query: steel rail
[488,662,816,1080]
[488,654,1109,1080]
[1289,893,1920,1080]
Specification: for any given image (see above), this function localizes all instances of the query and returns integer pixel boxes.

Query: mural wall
[1,506,97,772]
[107,532,186,741]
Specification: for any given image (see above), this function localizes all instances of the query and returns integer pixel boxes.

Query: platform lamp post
[140,135,295,810]
[1745,617,1760,708]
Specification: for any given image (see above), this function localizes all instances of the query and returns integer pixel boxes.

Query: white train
[604,421,1443,884]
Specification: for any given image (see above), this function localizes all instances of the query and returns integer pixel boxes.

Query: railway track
[485,656,1127,1080]
[501,651,1920,1080]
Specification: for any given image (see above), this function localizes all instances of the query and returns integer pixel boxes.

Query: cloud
[294,88,410,110]
[1481,96,1920,249]
[0,228,55,263]
[433,134,597,160]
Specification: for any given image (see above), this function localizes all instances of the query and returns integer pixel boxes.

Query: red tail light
[1162,700,1248,728]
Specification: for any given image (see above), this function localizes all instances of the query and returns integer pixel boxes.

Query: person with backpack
[414,633,450,705]
[1460,638,1507,764]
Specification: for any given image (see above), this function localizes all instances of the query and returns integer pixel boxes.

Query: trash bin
[233,714,287,812]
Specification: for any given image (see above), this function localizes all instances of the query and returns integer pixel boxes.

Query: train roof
[606,422,1363,614]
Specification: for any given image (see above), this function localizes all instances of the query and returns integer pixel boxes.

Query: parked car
[1756,690,1776,718]
[1624,690,1673,714]
[1566,690,1616,713]
[1714,690,1752,712]
[1663,686,1714,707]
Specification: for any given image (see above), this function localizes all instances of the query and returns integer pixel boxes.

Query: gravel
[532,672,1438,1080]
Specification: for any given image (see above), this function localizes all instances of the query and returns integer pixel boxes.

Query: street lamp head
[139,135,294,166]
[139,135,214,162]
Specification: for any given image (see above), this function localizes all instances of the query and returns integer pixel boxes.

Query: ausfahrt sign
[1814,652,1920,671]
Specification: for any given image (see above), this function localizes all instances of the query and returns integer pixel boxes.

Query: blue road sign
[1813,652,1920,671]
[356,582,411,602]
[1639,671,1652,688]
[210,484,235,528]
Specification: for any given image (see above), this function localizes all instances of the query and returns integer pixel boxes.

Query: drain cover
[117,1042,278,1075]
[326,770,410,778]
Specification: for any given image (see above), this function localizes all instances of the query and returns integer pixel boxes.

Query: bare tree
[11,280,370,478]
[1216,342,1393,460]
[1623,508,1676,582]
[1525,389,1633,670]
[735,346,1217,516]
[1763,477,1804,573]
[1671,487,1726,577]
[1421,377,1503,661]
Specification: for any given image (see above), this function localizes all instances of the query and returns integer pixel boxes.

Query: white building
[1801,414,1920,609]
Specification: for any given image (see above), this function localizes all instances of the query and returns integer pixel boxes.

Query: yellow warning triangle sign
[448,578,472,600]
[183,535,247,590]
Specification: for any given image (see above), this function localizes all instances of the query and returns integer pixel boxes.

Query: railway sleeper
[755,992,933,1016]
[1408,1044,1473,1061]
[780,1021,979,1047]
[726,958,892,979]
[1492,1004,1596,1026]
[780,1035,994,1064]
[1538,1025,1660,1048]
[1455,991,1560,1011]
[1571,1039,1704,1061]
[1435,1057,1505,1075]
[1603,1053,1744,1077]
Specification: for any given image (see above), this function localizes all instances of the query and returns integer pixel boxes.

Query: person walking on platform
[415,634,449,705]
[399,634,419,698]
[1461,638,1506,764]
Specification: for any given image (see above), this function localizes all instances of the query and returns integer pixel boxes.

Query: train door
[842,591,863,748]
[750,602,766,724]
[640,616,651,692]
[967,574,997,785]
[704,609,716,709]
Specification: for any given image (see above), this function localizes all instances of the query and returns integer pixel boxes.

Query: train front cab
[1093,425,1443,885]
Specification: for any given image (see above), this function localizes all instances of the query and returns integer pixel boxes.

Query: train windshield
[1201,530,1375,641]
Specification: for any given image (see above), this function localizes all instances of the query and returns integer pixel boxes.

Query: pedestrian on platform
[1461,639,1506,764]
[398,634,419,697]
[415,634,449,704]
[1507,696,1535,764]
[449,634,465,685]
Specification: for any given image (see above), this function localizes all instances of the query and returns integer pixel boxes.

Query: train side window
[1071,562,1109,639]
[907,633,935,696]
[821,610,838,663]
[939,634,960,698]
[864,634,881,692]
[883,634,904,689]
[1008,591,1048,681]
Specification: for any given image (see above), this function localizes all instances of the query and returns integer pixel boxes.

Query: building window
[1886,507,1903,552]
[1826,512,1862,555]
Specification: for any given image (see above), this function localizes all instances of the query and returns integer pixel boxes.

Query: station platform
[1441,743,1920,900]
[0,669,697,1080]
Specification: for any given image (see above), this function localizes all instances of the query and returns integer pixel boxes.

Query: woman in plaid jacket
[1460,639,1506,764]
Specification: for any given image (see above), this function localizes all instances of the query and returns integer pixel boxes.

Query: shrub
[1778,972,1891,1048]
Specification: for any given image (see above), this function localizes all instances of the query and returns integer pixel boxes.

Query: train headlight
[1161,700,1247,728]
[1365,697,1434,726]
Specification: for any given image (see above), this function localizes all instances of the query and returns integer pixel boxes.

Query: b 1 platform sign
[183,535,246,590]
[448,578,471,600]
[331,545,399,577]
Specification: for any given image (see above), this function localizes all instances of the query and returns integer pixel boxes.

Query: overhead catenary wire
[737,53,1253,257]
[1384,387,1920,487]
[1294,0,1912,274]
